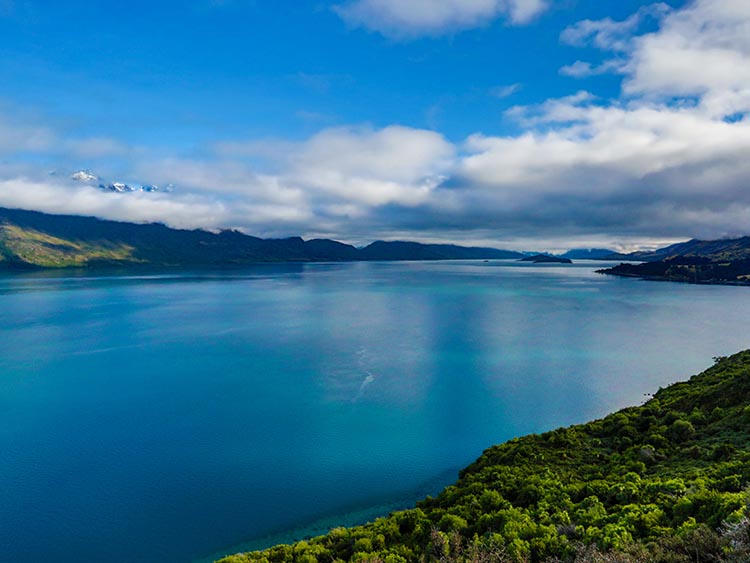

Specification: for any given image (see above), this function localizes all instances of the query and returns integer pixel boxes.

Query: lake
[1,260,749,563]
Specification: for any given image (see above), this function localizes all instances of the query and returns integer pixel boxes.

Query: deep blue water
[1,260,750,563]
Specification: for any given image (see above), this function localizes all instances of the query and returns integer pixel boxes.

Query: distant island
[597,237,750,285]
[219,351,750,563]
[520,254,573,264]
[0,207,525,269]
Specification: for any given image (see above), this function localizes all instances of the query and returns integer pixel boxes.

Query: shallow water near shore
[2,260,749,563]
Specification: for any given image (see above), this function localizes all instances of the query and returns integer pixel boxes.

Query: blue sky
[1,0,749,250]
[0,1,669,144]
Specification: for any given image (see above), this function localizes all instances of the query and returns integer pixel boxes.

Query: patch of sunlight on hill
[0,224,139,267]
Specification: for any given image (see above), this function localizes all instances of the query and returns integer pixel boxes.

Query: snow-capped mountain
[104,181,133,193]
[71,170,99,182]
[70,170,174,193]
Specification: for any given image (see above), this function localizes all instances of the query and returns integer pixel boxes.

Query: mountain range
[0,207,524,269]
[69,169,173,193]
[5,205,750,278]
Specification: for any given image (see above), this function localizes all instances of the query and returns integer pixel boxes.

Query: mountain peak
[69,169,174,194]
[70,170,99,183]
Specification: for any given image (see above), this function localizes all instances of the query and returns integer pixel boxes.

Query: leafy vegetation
[598,258,750,285]
[219,351,750,563]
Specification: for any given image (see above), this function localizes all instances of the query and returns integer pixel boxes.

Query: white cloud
[506,0,546,25]
[452,0,750,240]
[0,115,55,153]
[0,177,232,230]
[463,101,750,197]
[0,125,452,237]
[560,3,670,52]
[559,59,624,78]
[561,0,750,113]
[334,0,548,38]
[624,0,750,102]
[489,83,522,98]
[504,90,596,126]
[0,112,130,159]
[288,125,454,207]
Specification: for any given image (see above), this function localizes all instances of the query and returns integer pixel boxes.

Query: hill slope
[606,237,750,262]
[600,237,750,285]
[358,241,522,261]
[219,352,750,563]
[0,207,523,268]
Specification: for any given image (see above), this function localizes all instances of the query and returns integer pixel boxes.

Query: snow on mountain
[141,184,174,193]
[105,182,134,193]
[70,170,174,193]
[70,170,99,183]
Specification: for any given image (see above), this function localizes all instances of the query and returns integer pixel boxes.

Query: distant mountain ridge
[558,248,615,260]
[357,240,522,261]
[0,207,524,269]
[605,237,750,262]
[599,236,750,285]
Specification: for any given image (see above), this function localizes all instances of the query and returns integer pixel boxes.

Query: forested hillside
[606,238,750,263]
[0,207,523,268]
[219,352,750,563]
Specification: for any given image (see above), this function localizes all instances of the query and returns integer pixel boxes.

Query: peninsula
[597,237,750,285]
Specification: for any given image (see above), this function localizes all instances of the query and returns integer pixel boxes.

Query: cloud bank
[334,0,548,38]
[1,0,749,249]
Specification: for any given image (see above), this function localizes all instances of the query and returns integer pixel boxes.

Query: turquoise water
[1,260,749,563]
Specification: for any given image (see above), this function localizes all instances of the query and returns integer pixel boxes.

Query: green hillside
[598,259,750,285]
[219,352,750,563]
[0,223,140,267]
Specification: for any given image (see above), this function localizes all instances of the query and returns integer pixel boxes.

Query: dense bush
[219,351,750,563]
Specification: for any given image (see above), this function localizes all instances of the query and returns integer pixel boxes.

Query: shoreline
[598,269,750,287]
[191,468,460,563]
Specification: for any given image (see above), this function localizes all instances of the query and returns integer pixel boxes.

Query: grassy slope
[218,352,750,563]
[0,224,139,267]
